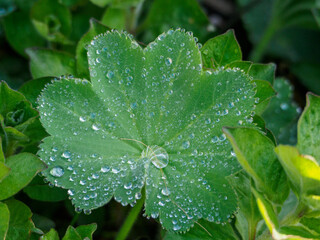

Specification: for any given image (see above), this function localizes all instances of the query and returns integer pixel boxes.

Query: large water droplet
[165,58,172,66]
[62,151,71,159]
[106,71,114,79]
[161,188,170,196]
[50,166,64,177]
[142,145,169,169]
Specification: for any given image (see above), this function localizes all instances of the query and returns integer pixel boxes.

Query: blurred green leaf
[31,0,72,45]
[5,199,36,240]
[224,127,289,204]
[76,18,109,79]
[41,229,60,240]
[26,48,76,79]
[3,10,45,57]
[164,220,237,240]
[248,63,275,85]
[90,0,142,8]
[0,153,46,200]
[291,63,320,95]
[101,7,126,30]
[0,138,5,163]
[0,0,16,17]
[201,30,242,69]
[32,214,56,234]
[262,78,300,145]
[298,93,320,161]
[19,77,53,108]
[75,223,97,240]
[0,202,9,239]
[139,0,212,43]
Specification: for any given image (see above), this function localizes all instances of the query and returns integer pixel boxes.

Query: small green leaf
[3,11,45,57]
[298,93,320,161]
[101,7,126,30]
[0,202,10,239]
[262,78,300,145]
[19,77,53,108]
[201,30,242,69]
[41,229,60,240]
[224,127,289,203]
[253,79,275,115]
[76,223,97,240]
[89,0,112,7]
[76,18,109,79]
[164,220,237,240]
[31,0,72,44]
[62,226,81,240]
[275,145,320,198]
[5,199,36,240]
[248,63,276,85]
[26,48,76,79]
[0,153,46,200]
[38,30,257,232]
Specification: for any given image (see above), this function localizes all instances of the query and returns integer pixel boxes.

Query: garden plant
[0,0,320,239]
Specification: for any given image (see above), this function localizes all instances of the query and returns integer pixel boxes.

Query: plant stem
[249,18,279,62]
[115,194,145,240]
[70,213,80,226]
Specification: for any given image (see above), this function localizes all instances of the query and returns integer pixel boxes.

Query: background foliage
[0,0,319,239]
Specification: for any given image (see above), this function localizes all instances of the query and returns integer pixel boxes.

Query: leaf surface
[0,202,9,239]
[0,153,46,200]
[38,29,257,231]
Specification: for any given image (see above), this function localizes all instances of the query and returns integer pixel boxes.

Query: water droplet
[50,166,64,177]
[62,151,71,159]
[280,103,289,110]
[182,141,190,149]
[142,145,169,169]
[106,71,114,79]
[173,225,181,231]
[165,58,172,66]
[101,166,110,173]
[79,116,86,122]
[92,124,99,131]
[131,42,139,49]
[161,188,170,196]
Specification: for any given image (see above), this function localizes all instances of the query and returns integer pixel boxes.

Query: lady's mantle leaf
[38,29,256,232]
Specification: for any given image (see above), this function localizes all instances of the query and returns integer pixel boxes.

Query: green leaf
[5,199,36,240]
[0,161,10,181]
[301,216,320,234]
[275,145,320,198]
[76,223,97,240]
[228,170,261,240]
[101,7,126,30]
[224,127,289,204]
[139,0,212,43]
[298,93,320,161]
[41,229,60,240]
[26,48,76,79]
[164,220,237,240]
[0,202,10,239]
[0,153,46,200]
[31,0,72,44]
[76,18,109,79]
[262,78,300,145]
[0,137,5,163]
[19,77,53,108]
[3,11,45,57]
[248,63,275,85]
[90,0,141,8]
[23,184,68,202]
[253,79,275,115]
[38,30,257,232]
[62,226,81,240]
[201,30,242,69]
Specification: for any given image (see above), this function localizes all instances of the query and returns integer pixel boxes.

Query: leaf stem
[70,213,80,226]
[115,192,145,240]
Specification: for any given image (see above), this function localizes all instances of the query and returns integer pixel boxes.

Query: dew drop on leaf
[142,145,169,169]
[165,57,172,66]
[50,166,64,177]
